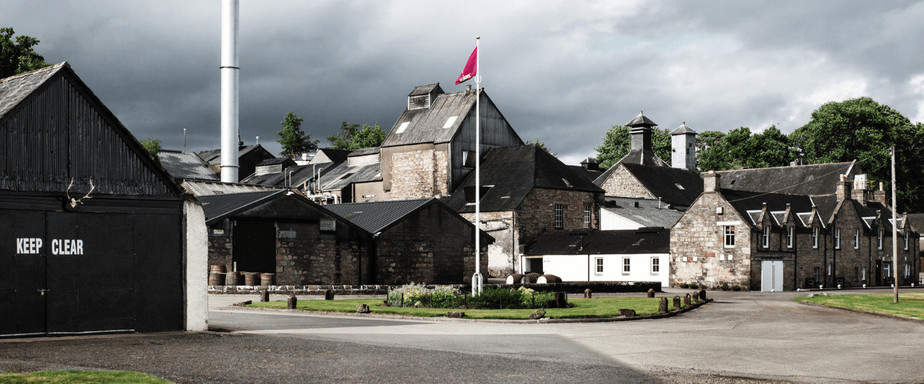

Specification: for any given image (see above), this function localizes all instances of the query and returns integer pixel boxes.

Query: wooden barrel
[260,273,275,287]
[537,274,561,284]
[210,264,226,273]
[505,274,524,285]
[225,271,239,286]
[243,272,259,286]
[208,272,224,286]
[523,272,540,284]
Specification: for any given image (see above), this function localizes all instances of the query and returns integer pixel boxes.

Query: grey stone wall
[460,210,517,277]
[598,164,656,198]
[670,191,751,289]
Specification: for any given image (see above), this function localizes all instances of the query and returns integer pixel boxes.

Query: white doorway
[761,260,784,292]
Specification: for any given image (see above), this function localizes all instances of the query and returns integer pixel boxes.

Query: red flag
[455,47,478,85]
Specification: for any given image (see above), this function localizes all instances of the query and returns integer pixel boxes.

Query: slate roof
[908,213,924,233]
[627,112,657,127]
[311,148,351,164]
[0,62,67,120]
[156,150,218,180]
[568,165,603,184]
[620,163,703,208]
[257,157,294,166]
[197,144,270,165]
[348,147,380,156]
[601,197,684,229]
[325,198,435,234]
[382,88,476,147]
[318,162,382,192]
[181,179,280,197]
[445,145,604,213]
[716,161,857,196]
[720,189,828,228]
[671,122,696,135]
[525,228,670,255]
[199,190,283,222]
[409,83,441,96]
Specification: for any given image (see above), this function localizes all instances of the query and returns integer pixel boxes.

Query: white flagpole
[473,36,483,296]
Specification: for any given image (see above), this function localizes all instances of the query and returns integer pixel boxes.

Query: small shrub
[720,282,730,291]
[688,282,699,289]
[732,285,742,291]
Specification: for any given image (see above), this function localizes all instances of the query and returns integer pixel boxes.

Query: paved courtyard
[0,289,921,383]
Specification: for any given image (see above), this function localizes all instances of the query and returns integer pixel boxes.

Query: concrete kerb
[795,300,923,324]
[221,298,714,324]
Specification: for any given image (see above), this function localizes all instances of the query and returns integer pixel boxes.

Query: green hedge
[387,284,555,309]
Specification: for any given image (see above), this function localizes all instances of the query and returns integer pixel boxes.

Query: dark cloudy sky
[5,1,924,163]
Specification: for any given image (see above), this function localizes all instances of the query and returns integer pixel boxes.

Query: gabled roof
[181,179,280,197]
[0,62,184,197]
[619,163,703,208]
[445,145,604,213]
[601,197,684,229]
[525,228,670,255]
[0,62,67,120]
[310,148,351,165]
[199,190,283,222]
[197,144,273,165]
[325,198,435,234]
[719,189,821,228]
[318,162,382,192]
[716,161,857,196]
[381,87,521,147]
[157,150,218,181]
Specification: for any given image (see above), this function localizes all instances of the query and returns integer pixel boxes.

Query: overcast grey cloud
[4,0,924,163]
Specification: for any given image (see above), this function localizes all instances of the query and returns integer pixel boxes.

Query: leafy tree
[0,27,47,78]
[595,125,671,169]
[277,112,319,157]
[140,138,161,158]
[697,126,794,171]
[327,121,385,150]
[791,97,924,211]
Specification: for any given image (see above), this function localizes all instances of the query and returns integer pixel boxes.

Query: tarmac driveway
[0,289,921,383]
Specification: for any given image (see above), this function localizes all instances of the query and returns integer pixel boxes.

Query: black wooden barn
[0,63,207,336]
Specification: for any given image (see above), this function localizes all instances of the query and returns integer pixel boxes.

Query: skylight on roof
[443,116,458,129]
[675,183,685,190]
[562,178,572,188]
[396,122,410,134]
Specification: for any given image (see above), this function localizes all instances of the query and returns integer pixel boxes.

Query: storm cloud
[4,0,924,163]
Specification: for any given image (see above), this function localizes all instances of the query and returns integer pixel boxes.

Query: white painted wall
[184,200,208,331]
[531,253,669,287]
[600,208,645,230]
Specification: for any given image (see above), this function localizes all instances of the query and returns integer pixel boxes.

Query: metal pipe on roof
[219,0,240,182]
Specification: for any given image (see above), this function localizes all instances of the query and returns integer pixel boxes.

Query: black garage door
[1,208,182,337]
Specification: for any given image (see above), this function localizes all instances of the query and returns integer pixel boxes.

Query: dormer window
[408,95,430,110]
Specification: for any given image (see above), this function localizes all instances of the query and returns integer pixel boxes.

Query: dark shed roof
[325,198,435,234]
[199,190,283,222]
[445,145,604,213]
[621,163,703,208]
[525,228,670,255]
[197,144,273,165]
[602,197,684,228]
[157,150,218,181]
[716,161,857,196]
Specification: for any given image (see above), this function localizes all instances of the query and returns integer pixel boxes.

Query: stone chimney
[671,121,697,172]
[703,171,719,193]
[852,174,868,204]
[581,157,599,171]
[835,174,853,201]
[873,181,887,205]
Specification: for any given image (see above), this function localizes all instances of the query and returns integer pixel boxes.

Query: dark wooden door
[45,212,135,334]
[233,220,276,273]
[875,261,882,286]
[0,210,47,336]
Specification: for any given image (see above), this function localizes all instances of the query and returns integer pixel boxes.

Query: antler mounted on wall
[65,177,96,208]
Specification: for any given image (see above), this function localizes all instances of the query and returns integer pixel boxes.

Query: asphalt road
[1,289,922,383]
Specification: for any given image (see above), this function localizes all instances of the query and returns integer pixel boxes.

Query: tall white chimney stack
[220,0,240,182]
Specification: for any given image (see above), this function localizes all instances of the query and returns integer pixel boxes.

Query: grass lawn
[0,370,172,384]
[794,292,924,321]
[247,297,687,319]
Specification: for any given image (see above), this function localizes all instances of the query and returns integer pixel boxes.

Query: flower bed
[385,284,559,309]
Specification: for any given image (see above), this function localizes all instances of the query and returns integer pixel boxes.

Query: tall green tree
[528,139,556,156]
[791,97,924,211]
[327,121,385,150]
[595,125,671,169]
[277,112,319,157]
[0,27,47,78]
